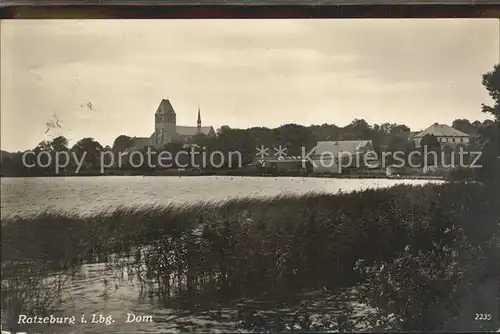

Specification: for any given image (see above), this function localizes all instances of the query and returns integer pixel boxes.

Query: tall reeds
[1,182,499,330]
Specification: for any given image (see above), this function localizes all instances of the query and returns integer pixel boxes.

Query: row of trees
[1,136,107,176]
[0,117,488,176]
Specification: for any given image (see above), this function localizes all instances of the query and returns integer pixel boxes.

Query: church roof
[177,126,214,136]
[156,99,176,115]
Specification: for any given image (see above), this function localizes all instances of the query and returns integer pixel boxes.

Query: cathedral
[131,99,216,149]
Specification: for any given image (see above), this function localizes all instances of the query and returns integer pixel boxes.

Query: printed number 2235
[475,313,492,321]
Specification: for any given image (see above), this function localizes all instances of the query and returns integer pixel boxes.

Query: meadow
[1,182,499,332]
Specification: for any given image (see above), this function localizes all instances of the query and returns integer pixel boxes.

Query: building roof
[414,123,469,138]
[155,99,176,115]
[176,126,214,136]
[314,140,373,156]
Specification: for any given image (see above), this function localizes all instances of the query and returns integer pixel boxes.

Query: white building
[413,123,470,149]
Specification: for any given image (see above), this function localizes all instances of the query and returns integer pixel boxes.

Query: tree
[377,123,410,135]
[420,134,441,166]
[273,124,315,156]
[477,64,500,183]
[35,140,52,152]
[112,135,133,153]
[346,119,372,139]
[310,123,340,141]
[51,136,69,152]
[391,124,411,134]
[482,119,495,127]
[72,137,104,170]
[482,64,500,121]
[420,134,440,151]
[472,120,483,128]
[387,135,410,153]
[217,125,232,136]
[452,119,476,135]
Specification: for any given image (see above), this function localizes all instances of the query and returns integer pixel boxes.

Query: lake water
[0,176,440,219]
[8,259,387,333]
[1,176,442,333]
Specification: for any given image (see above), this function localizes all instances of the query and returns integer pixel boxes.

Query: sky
[1,19,498,152]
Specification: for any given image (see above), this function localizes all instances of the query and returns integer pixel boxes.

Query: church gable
[203,126,216,136]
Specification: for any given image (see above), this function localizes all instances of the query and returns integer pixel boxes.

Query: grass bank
[2,182,499,331]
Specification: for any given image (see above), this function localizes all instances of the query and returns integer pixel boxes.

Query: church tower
[197,107,202,134]
[155,99,177,146]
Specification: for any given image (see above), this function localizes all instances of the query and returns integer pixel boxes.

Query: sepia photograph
[1,17,499,333]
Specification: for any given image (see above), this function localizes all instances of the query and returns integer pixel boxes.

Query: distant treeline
[2,63,499,179]
[0,118,496,178]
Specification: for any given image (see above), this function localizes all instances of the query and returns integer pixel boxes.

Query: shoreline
[0,171,445,181]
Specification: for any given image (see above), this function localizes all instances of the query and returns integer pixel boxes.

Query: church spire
[197,107,201,133]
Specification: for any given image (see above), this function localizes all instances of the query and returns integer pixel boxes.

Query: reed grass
[1,182,499,331]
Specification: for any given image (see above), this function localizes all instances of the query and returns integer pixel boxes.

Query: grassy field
[1,182,499,331]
